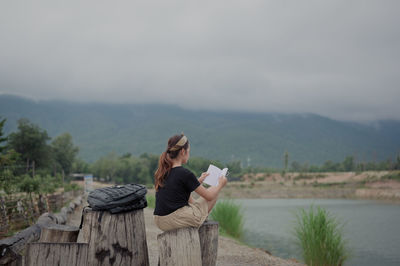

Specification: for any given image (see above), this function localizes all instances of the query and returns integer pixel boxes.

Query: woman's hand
[218,175,228,187]
[198,172,209,184]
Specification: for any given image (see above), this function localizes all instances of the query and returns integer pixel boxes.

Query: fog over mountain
[1,95,399,167]
[1,1,400,122]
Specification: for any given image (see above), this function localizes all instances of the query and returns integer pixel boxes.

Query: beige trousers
[154,197,209,231]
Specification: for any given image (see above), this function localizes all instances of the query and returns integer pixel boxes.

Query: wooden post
[198,221,219,266]
[39,224,79,243]
[25,243,88,266]
[157,227,202,266]
[78,208,149,266]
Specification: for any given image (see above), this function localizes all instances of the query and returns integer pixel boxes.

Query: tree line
[0,117,244,191]
[0,117,79,196]
[1,117,399,194]
[287,155,400,173]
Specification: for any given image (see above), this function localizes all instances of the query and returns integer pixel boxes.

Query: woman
[153,134,228,231]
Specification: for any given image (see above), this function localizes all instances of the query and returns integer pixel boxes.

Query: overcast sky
[0,1,399,122]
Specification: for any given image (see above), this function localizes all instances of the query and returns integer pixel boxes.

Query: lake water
[233,199,400,266]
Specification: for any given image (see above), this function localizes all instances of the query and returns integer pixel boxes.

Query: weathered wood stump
[0,224,41,265]
[25,243,88,266]
[78,208,149,266]
[157,227,202,266]
[39,224,79,243]
[198,221,219,266]
[0,195,83,266]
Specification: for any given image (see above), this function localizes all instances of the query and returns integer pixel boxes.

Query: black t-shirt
[154,166,200,216]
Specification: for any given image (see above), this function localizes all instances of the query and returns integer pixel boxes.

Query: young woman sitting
[153,134,228,231]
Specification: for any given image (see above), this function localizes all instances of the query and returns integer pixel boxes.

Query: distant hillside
[1,94,399,167]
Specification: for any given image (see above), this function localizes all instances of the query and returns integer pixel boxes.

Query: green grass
[381,171,400,181]
[294,173,313,180]
[210,199,244,239]
[64,183,82,192]
[293,206,349,266]
[146,195,155,209]
[311,182,348,188]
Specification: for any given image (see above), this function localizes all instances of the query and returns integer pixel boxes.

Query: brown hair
[154,134,189,191]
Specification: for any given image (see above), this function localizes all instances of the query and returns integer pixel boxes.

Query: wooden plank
[39,224,79,243]
[0,224,41,265]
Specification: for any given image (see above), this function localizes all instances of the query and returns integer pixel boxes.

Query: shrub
[64,183,81,192]
[381,171,400,181]
[210,200,244,239]
[294,173,313,180]
[293,206,349,266]
[146,195,155,209]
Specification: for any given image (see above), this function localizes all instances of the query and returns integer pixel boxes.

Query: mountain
[1,94,399,167]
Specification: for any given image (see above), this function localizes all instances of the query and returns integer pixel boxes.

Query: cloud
[0,0,399,121]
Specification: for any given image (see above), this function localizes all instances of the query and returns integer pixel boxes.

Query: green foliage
[51,133,79,176]
[1,95,400,168]
[294,173,313,180]
[284,150,289,171]
[17,174,62,195]
[64,183,82,192]
[381,171,400,181]
[0,117,7,153]
[18,175,41,194]
[72,158,91,173]
[226,160,242,176]
[342,156,355,172]
[0,149,21,194]
[293,206,349,266]
[8,118,51,171]
[91,152,155,185]
[186,157,224,177]
[39,174,62,194]
[146,195,155,209]
[210,200,244,239]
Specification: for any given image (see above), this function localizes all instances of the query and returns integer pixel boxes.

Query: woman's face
[182,145,190,164]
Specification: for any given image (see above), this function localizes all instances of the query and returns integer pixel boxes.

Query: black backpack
[87,183,147,214]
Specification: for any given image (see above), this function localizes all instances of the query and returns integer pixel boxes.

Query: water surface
[234,198,400,266]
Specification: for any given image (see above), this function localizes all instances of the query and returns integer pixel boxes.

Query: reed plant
[210,199,244,239]
[146,194,155,209]
[293,206,349,266]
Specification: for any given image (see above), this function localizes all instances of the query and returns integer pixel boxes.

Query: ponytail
[154,151,173,190]
[154,134,189,191]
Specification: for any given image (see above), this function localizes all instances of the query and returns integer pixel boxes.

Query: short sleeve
[182,169,200,192]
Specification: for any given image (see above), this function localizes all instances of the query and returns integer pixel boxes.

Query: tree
[395,153,400,170]
[284,151,289,171]
[92,152,119,182]
[51,133,79,179]
[342,156,355,172]
[0,117,7,153]
[0,118,21,194]
[8,118,51,175]
[291,161,301,172]
[0,149,21,194]
[226,160,242,176]
[72,158,91,173]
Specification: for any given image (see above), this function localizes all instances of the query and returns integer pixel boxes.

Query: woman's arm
[188,195,195,204]
[194,175,227,201]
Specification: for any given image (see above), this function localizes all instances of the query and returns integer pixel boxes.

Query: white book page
[204,164,228,186]
[221,168,228,176]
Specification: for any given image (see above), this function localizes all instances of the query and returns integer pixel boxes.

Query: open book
[204,164,228,186]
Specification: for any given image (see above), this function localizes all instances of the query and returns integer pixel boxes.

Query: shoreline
[147,171,400,203]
